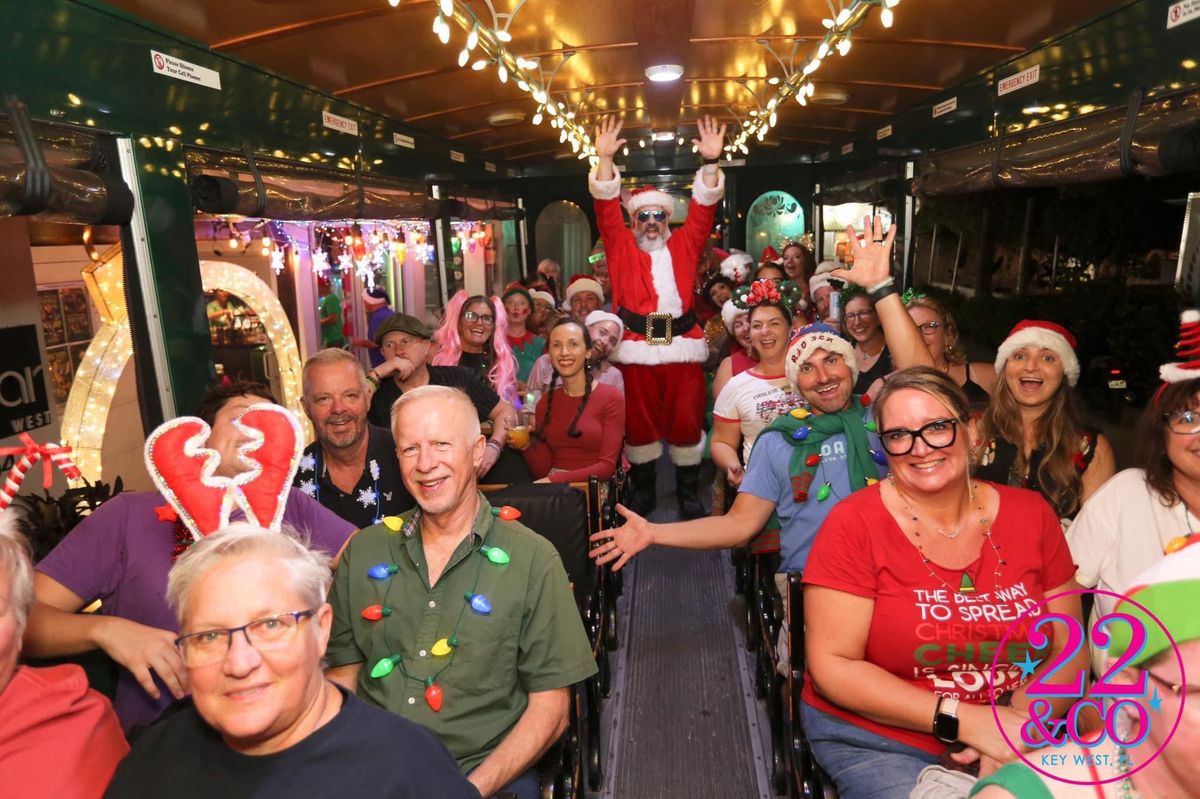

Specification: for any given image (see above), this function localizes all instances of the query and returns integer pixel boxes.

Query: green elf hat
[1108,543,1200,668]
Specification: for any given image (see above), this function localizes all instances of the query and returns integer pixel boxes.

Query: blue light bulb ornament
[870,449,888,465]
[791,426,811,441]
[368,562,399,580]
[466,592,492,614]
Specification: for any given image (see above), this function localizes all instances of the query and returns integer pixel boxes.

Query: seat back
[482,482,592,605]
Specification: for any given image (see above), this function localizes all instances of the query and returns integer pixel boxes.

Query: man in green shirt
[327,385,595,799]
[318,281,346,348]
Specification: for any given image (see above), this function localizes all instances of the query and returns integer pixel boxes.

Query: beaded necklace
[1115,747,1141,799]
[362,503,517,712]
[890,478,1006,596]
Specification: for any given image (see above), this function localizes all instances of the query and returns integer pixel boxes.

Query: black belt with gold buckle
[616,308,696,345]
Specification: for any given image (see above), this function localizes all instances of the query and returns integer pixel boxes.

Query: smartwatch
[933,696,960,744]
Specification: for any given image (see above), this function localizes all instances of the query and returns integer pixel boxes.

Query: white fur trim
[530,289,555,307]
[721,300,747,332]
[625,440,663,465]
[786,333,858,388]
[647,245,683,317]
[1183,310,1200,324]
[1159,363,1200,383]
[720,251,753,284]
[626,189,676,219]
[585,310,624,340]
[808,273,836,295]
[691,167,725,206]
[669,436,705,466]
[815,260,840,275]
[564,277,605,305]
[994,328,1080,387]
[589,165,622,201]
[611,335,709,365]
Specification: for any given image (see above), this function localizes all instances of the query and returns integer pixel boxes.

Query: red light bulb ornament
[361,604,392,621]
[492,505,521,521]
[805,453,821,467]
[425,678,443,712]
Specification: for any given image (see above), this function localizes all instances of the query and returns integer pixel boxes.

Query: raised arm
[830,215,932,370]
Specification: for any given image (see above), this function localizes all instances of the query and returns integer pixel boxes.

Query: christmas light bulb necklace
[364,504,518,712]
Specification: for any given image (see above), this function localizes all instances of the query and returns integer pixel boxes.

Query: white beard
[635,226,671,252]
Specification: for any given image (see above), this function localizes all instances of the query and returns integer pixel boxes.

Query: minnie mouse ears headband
[144,404,303,542]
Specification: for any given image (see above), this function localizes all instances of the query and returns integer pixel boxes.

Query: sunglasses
[637,210,667,223]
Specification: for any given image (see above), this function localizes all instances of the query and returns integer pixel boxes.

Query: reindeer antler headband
[144,404,303,542]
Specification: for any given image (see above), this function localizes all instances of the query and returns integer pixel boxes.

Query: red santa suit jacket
[589,167,725,366]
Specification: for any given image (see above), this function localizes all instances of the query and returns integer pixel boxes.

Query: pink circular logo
[989,589,1187,786]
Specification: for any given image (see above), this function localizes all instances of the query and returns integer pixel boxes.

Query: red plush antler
[145,419,230,539]
[232,405,303,531]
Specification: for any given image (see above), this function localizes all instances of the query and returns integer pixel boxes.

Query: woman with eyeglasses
[974,320,1114,522]
[1068,316,1200,669]
[432,290,519,404]
[970,545,1200,799]
[802,366,1086,798]
[842,286,894,396]
[904,294,996,410]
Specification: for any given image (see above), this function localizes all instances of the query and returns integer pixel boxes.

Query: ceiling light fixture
[644,64,684,83]
[652,131,676,142]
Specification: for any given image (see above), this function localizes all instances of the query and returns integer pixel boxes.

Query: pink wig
[432,291,518,403]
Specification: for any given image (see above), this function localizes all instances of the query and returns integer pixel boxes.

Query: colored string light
[791,426,811,441]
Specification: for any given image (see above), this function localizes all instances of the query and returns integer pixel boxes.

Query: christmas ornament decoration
[731,278,802,315]
[865,421,877,432]
[816,483,832,501]
[1164,534,1196,554]
[424,680,444,712]
[870,449,888,465]
[383,516,403,532]
[792,426,811,441]
[432,637,457,656]
[790,407,812,420]
[493,505,521,521]
[368,562,400,580]
[361,604,392,621]
[467,592,493,614]
[805,453,821,467]
[371,655,401,679]
[481,545,510,564]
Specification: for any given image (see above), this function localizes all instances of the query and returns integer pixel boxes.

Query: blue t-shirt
[740,411,887,573]
[366,306,394,367]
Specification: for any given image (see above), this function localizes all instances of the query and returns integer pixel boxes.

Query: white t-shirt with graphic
[712,369,803,464]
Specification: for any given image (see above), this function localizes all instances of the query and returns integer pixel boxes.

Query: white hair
[166,523,331,623]
[390,384,481,441]
[0,511,34,635]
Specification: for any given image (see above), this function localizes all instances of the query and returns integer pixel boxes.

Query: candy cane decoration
[0,453,37,510]
[0,433,83,509]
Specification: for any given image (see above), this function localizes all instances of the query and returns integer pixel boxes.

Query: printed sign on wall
[0,325,51,435]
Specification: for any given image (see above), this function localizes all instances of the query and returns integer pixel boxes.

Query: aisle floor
[592,459,774,799]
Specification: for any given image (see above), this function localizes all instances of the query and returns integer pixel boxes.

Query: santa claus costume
[589,166,724,518]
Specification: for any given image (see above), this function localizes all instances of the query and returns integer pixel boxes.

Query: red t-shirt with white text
[801,482,1076,754]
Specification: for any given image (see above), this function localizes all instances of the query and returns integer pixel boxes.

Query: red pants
[618,362,705,461]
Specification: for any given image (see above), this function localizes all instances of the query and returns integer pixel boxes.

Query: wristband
[869,284,900,304]
[486,440,503,452]
[365,372,379,387]
[866,276,895,294]
[702,156,720,165]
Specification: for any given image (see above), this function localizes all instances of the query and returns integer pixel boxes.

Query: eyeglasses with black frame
[463,310,495,326]
[917,321,942,335]
[636,210,667,223]
[879,418,961,456]
[1164,409,1200,435]
[1146,670,1196,699]
[175,608,318,667]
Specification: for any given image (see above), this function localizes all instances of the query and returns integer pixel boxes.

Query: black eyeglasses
[1164,409,1200,435]
[878,418,960,456]
[636,210,667,223]
[463,310,495,325]
[175,608,318,667]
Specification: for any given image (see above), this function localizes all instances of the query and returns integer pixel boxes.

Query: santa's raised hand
[594,116,627,180]
[692,115,727,162]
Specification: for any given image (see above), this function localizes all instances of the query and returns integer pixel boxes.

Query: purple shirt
[36,489,355,731]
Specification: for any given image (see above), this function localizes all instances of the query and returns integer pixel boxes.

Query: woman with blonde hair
[975,320,1114,520]
[903,293,995,410]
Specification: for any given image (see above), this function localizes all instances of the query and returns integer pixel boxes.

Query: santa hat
[362,286,389,305]
[720,251,754,284]
[994,320,1080,387]
[1107,544,1200,667]
[563,274,605,306]
[529,289,556,307]
[584,309,624,341]
[808,273,837,295]
[721,299,748,333]
[786,323,858,389]
[625,185,675,220]
[760,245,782,265]
[815,260,840,275]
[1160,310,1200,384]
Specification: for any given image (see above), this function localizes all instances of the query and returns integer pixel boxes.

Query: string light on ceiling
[736,0,899,154]
[398,0,599,162]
